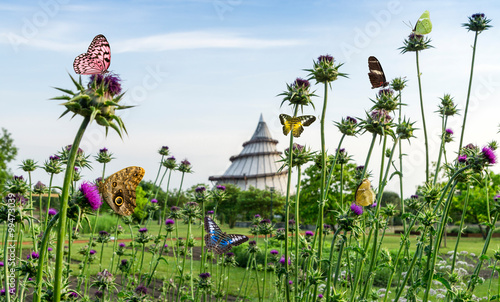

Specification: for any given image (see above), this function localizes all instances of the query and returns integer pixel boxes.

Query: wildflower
[307,54,347,83]
[135,285,147,295]
[216,185,226,191]
[138,228,148,233]
[396,117,416,141]
[151,199,158,204]
[95,147,113,164]
[158,146,170,156]
[20,159,38,172]
[463,13,491,32]
[481,146,496,165]
[207,210,214,215]
[95,291,103,298]
[33,181,46,194]
[363,109,393,136]
[458,155,468,163]
[270,249,279,255]
[323,224,332,236]
[119,243,125,248]
[195,186,206,193]
[178,159,193,173]
[199,272,211,279]
[400,32,433,53]
[48,208,57,216]
[444,128,454,143]
[48,247,53,252]
[31,252,39,259]
[438,94,458,116]
[335,116,359,136]
[194,186,207,203]
[280,256,291,265]
[69,292,78,299]
[89,74,122,96]
[162,156,177,169]
[411,194,419,199]
[254,214,261,219]
[282,143,315,167]
[79,182,102,211]
[279,77,315,108]
[391,77,408,91]
[350,203,363,215]
[89,250,96,255]
[305,231,314,237]
[372,88,399,112]
[165,219,175,225]
[337,148,350,165]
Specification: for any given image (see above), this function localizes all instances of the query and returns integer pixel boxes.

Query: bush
[80,212,117,234]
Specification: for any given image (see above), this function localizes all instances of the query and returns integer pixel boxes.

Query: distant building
[209,114,288,194]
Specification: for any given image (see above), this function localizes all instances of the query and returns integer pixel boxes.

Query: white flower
[460,251,469,255]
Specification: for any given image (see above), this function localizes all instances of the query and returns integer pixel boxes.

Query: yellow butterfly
[279,114,316,138]
[355,179,376,207]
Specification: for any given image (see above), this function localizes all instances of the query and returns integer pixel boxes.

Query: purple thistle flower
[80,182,102,211]
[0,262,3,267]
[0,289,5,296]
[288,280,293,285]
[181,159,191,166]
[48,208,57,216]
[207,210,214,214]
[371,202,377,208]
[47,247,53,252]
[121,259,128,265]
[138,227,148,233]
[99,230,109,236]
[288,219,295,225]
[254,214,261,218]
[458,155,468,163]
[74,167,79,172]
[170,206,180,212]
[294,78,310,88]
[119,243,126,248]
[90,74,122,96]
[323,224,331,230]
[69,292,78,298]
[13,175,24,181]
[270,249,279,255]
[260,219,271,224]
[356,165,364,171]
[216,185,226,191]
[249,240,257,247]
[305,231,314,237]
[165,219,175,225]
[167,156,175,161]
[89,250,96,255]
[151,199,158,203]
[135,285,148,295]
[350,203,363,215]
[318,294,324,299]
[199,272,211,279]
[225,252,235,257]
[445,128,453,135]
[317,54,334,63]
[346,116,357,124]
[31,252,39,259]
[494,194,500,202]
[280,256,291,265]
[410,194,419,199]
[482,146,497,165]
[49,155,60,161]
[95,290,103,298]
[164,244,168,248]
[195,186,206,193]
[99,147,108,153]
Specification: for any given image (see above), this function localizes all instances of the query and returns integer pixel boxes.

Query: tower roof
[209,114,288,193]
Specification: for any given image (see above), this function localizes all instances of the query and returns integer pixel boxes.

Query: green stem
[450,185,470,272]
[458,31,479,151]
[324,228,342,298]
[361,133,378,179]
[175,172,185,207]
[153,154,165,186]
[109,215,121,273]
[44,174,54,230]
[416,50,429,183]
[317,82,329,261]
[3,222,11,302]
[53,116,91,302]
[433,115,449,185]
[294,165,302,300]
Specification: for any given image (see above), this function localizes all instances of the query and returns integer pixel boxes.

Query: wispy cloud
[0,30,304,53]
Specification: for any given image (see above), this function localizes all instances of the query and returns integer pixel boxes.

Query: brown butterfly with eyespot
[99,166,145,216]
[368,56,389,89]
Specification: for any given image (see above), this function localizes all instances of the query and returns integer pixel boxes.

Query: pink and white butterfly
[73,34,111,75]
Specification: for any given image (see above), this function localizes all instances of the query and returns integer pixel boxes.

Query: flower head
[400,32,433,53]
[48,208,57,216]
[199,272,211,279]
[119,242,126,248]
[30,252,39,259]
[350,203,363,215]
[138,227,148,233]
[135,285,148,295]
[279,77,316,108]
[89,250,96,255]
[79,182,102,211]
[305,231,314,237]
[482,146,497,165]
[178,159,193,173]
[216,185,226,191]
[307,54,346,83]
[33,181,46,194]
[89,74,122,96]
[162,156,177,169]
[158,146,170,156]
[151,199,158,204]
[463,13,491,32]
[270,249,279,255]
[207,210,214,215]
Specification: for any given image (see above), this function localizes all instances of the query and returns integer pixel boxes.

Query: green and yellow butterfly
[414,10,432,35]
[279,114,316,138]
[355,179,376,207]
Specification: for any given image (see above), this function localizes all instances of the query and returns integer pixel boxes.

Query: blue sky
[2,0,500,198]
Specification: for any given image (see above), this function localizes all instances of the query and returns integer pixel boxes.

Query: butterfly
[413,10,432,35]
[279,114,316,138]
[368,56,389,89]
[99,166,145,216]
[204,216,249,255]
[73,34,111,75]
[355,179,376,207]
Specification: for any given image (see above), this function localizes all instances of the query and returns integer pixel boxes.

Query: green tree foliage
[133,186,150,221]
[449,172,500,238]
[236,186,285,222]
[299,155,359,225]
[0,128,18,190]
[206,184,240,228]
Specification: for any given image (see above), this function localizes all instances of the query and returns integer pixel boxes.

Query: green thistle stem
[450,185,470,273]
[44,173,54,230]
[175,172,185,207]
[109,215,121,274]
[53,116,90,302]
[416,51,430,183]
[294,165,302,299]
[153,154,165,187]
[3,222,11,302]
[317,82,329,261]
[361,133,377,180]
[158,169,172,242]
[458,32,479,151]
[397,91,406,234]
[433,116,449,185]
[324,228,342,298]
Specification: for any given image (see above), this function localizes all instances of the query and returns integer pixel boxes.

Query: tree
[0,128,18,190]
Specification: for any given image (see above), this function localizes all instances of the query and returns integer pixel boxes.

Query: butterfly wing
[100,166,145,216]
[368,56,388,89]
[355,179,376,207]
[414,10,432,35]
[203,216,248,255]
[279,114,292,136]
[291,115,316,138]
[73,34,111,75]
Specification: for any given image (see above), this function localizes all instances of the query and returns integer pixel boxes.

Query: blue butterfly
[204,216,248,255]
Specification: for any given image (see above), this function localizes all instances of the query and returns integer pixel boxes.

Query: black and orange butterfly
[204,216,248,255]
[368,56,389,89]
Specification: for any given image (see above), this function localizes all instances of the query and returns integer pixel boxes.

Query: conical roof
[209,114,288,193]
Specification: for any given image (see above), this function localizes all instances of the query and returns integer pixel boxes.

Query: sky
[1,0,500,199]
